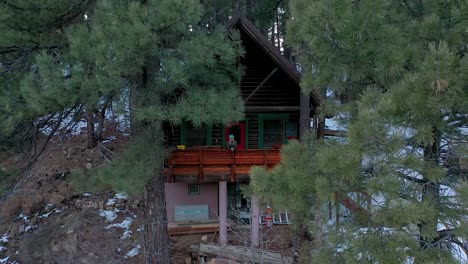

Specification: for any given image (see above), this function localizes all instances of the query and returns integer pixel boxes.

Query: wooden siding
[164,122,182,147]
[239,30,300,108]
[164,112,299,149]
[212,124,224,147]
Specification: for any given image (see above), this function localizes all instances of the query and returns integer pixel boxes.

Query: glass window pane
[263,120,284,148]
[186,123,207,147]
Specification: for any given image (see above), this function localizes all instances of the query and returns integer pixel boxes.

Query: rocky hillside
[0,132,152,264]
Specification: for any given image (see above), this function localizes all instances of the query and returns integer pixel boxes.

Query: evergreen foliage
[1,0,244,191]
[252,0,468,262]
[1,0,245,262]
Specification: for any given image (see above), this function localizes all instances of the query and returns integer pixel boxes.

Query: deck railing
[165,148,281,183]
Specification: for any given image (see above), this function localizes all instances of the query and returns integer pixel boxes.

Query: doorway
[225,122,246,149]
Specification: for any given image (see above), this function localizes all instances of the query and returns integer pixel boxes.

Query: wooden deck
[165,148,281,183]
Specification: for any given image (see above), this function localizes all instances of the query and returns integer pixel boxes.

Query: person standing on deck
[227,134,237,151]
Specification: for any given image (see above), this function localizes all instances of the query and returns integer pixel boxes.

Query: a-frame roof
[226,15,321,107]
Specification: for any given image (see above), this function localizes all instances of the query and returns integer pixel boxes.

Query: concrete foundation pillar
[250,195,260,247]
[219,181,228,245]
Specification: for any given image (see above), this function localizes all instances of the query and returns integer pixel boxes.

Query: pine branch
[25,111,64,169]
[0,0,26,11]
[397,171,428,184]
[0,45,63,55]
[25,106,77,169]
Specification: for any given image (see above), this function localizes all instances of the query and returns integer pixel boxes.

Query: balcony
[165,148,281,183]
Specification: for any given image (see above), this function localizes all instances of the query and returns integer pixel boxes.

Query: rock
[185,257,192,264]
[75,200,82,209]
[98,201,104,209]
[18,225,25,234]
[115,203,126,210]
[85,163,92,169]
[86,158,92,162]
[201,235,208,242]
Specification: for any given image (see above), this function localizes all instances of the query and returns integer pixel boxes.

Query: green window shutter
[181,121,187,145]
[207,123,213,145]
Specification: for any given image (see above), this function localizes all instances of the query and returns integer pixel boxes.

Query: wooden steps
[168,221,229,236]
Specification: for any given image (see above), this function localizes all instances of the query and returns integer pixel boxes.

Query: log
[197,244,293,264]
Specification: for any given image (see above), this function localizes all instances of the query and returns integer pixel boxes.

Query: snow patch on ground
[106,217,133,230]
[114,192,128,200]
[101,136,117,144]
[99,209,118,222]
[125,244,141,258]
[17,214,29,223]
[106,199,117,206]
[120,230,133,240]
[97,193,141,259]
[0,234,19,264]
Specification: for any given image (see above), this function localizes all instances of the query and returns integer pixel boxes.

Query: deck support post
[251,195,260,247]
[219,181,228,245]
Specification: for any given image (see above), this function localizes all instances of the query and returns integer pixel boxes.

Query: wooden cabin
[163,16,320,241]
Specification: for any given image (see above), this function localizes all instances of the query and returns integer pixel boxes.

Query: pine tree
[1,0,244,262]
[0,1,95,152]
[252,1,468,263]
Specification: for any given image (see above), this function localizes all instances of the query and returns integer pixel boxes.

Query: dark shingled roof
[226,15,321,107]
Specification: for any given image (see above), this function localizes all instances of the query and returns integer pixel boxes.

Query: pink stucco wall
[165,182,219,223]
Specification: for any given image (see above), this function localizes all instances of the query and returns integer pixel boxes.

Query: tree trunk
[96,98,111,141]
[85,105,97,148]
[246,0,252,19]
[299,93,311,139]
[215,0,228,25]
[312,205,322,249]
[232,0,241,16]
[132,54,171,263]
[418,128,441,250]
[143,127,171,263]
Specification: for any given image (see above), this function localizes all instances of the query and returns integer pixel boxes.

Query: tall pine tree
[252,0,468,263]
[1,0,245,262]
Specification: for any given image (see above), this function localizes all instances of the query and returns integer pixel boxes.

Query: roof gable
[226,15,320,106]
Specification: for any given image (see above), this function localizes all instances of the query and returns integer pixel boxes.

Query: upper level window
[263,120,285,148]
[258,113,289,149]
[181,122,213,147]
[186,123,208,147]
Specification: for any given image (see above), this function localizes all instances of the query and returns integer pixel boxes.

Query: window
[258,114,289,149]
[188,184,200,195]
[182,122,212,147]
[263,120,285,148]
[186,124,207,147]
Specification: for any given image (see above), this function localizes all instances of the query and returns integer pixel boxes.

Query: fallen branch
[196,243,293,264]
